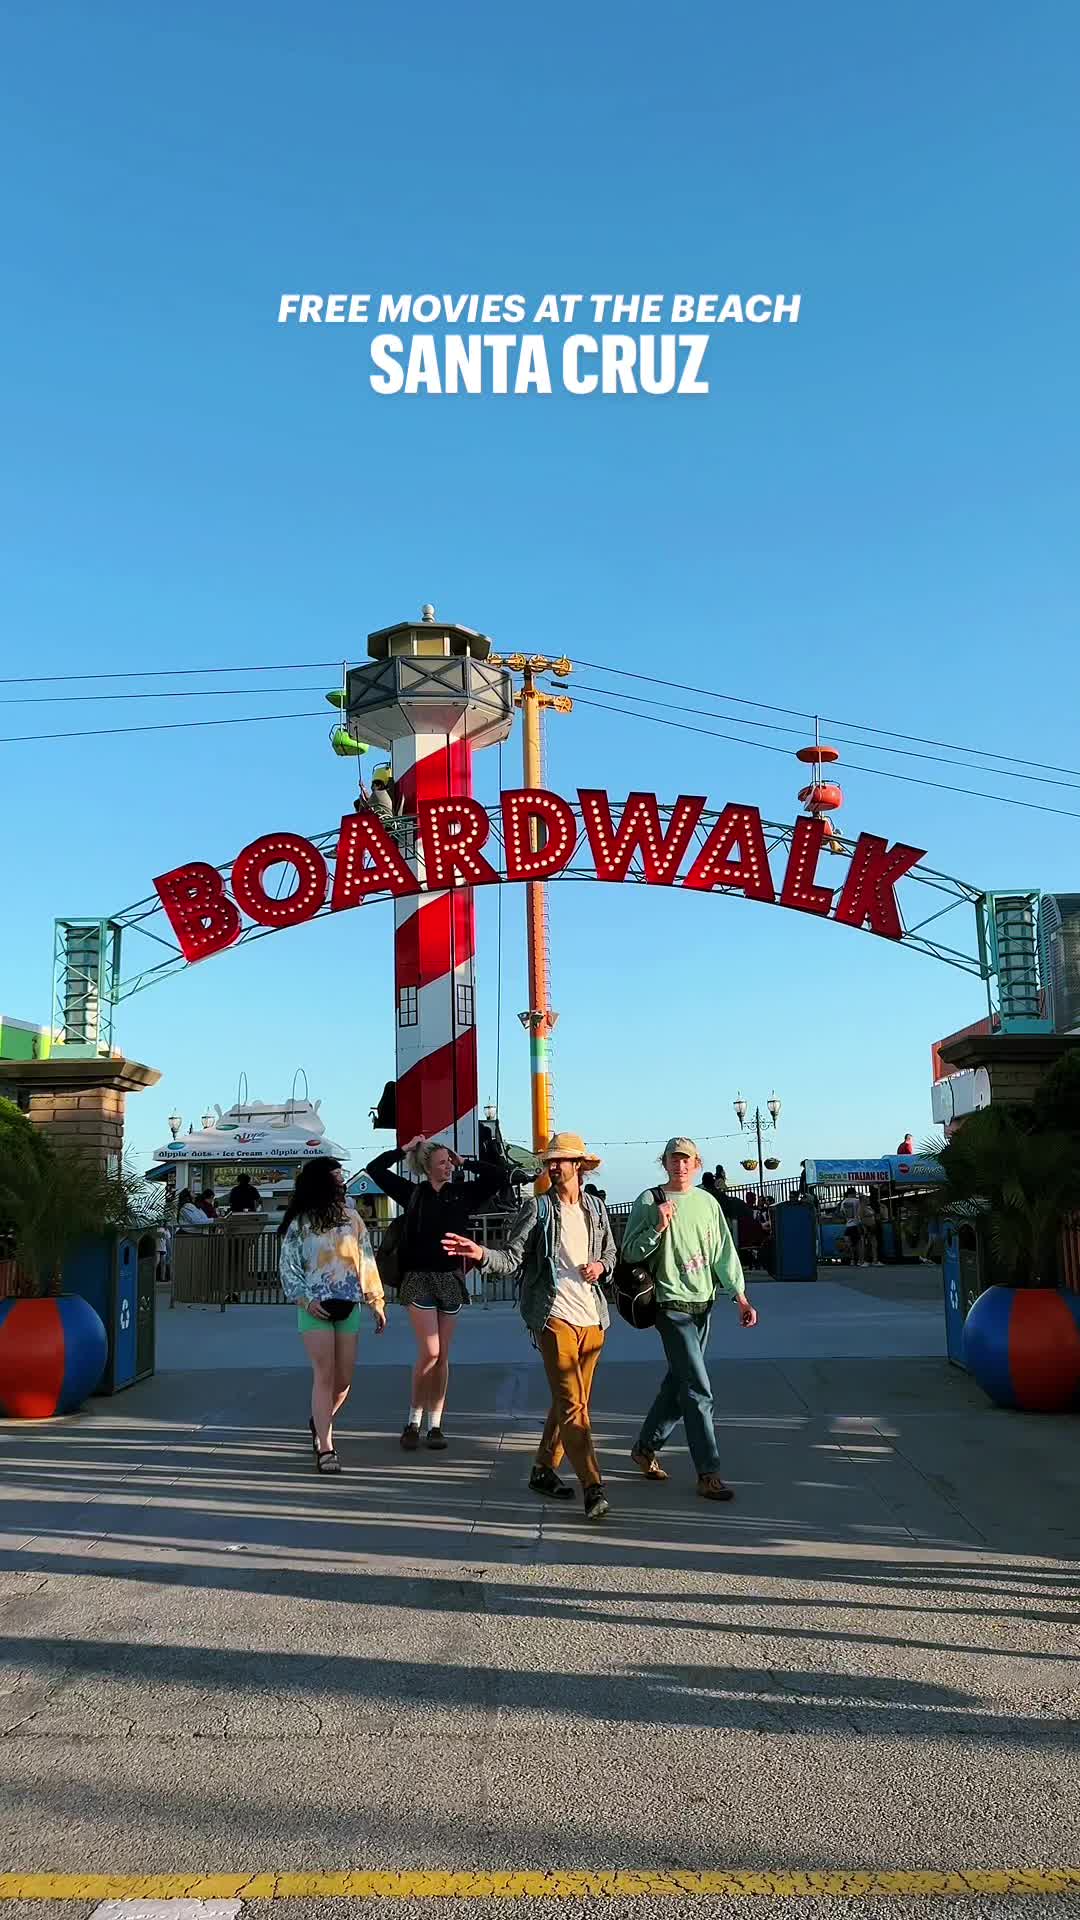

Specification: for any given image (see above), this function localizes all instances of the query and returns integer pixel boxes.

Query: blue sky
[2,2,1078,1200]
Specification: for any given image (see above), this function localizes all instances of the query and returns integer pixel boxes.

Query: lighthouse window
[456,983,474,1028]
[397,986,419,1028]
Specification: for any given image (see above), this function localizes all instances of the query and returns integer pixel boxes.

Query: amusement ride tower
[342,607,514,1155]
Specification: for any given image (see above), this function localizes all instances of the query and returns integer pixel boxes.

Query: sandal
[631,1447,668,1481]
[308,1417,320,1458]
[697,1473,735,1502]
[316,1449,341,1475]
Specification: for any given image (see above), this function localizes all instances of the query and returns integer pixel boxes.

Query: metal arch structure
[52,800,1001,1053]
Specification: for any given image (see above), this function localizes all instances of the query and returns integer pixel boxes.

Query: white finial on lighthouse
[421,603,436,623]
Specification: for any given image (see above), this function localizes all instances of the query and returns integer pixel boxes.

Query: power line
[0,710,327,746]
[572,678,1080,795]
[0,684,336,708]
[572,655,1080,784]
[570,692,1080,824]
[5,642,1078,787]
[590,1130,744,1146]
[0,660,340,688]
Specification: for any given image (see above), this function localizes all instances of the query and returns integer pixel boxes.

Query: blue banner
[803,1156,944,1188]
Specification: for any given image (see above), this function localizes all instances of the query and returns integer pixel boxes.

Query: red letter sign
[418,797,500,889]
[231,833,328,928]
[682,804,776,902]
[331,812,419,912]
[502,788,577,882]
[154,862,242,962]
[834,834,925,939]
[579,789,705,884]
[780,816,834,917]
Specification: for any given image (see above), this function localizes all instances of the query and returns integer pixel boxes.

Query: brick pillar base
[27,1087,126,1172]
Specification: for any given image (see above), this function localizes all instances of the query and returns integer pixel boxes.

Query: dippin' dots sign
[275,291,802,395]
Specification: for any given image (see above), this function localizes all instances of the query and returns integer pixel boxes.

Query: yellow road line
[1,1871,1080,1900]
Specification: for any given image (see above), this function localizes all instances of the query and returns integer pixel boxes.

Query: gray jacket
[481,1188,618,1335]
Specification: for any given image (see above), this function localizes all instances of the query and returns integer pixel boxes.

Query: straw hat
[541,1131,602,1173]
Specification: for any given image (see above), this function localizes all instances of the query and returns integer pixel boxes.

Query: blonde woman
[366,1135,503,1451]
[278,1157,386,1475]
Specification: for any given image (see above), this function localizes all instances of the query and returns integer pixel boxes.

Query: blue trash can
[62,1231,156,1393]
[772,1202,817,1281]
[942,1223,986,1370]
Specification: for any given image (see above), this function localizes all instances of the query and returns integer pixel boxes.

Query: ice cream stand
[802,1155,946,1263]
[150,1080,350,1227]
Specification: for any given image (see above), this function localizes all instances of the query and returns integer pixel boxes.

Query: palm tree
[936,1104,1080,1290]
[0,1099,160,1298]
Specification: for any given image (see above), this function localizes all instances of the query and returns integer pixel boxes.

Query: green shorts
[297,1304,361,1334]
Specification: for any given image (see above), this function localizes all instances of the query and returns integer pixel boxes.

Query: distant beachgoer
[277,1157,385,1475]
[177,1189,208,1231]
[840,1187,865,1266]
[228,1171,261,1214]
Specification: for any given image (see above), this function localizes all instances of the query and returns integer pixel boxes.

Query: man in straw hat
[623,1137,758,1502]
[443,1131,617,1521]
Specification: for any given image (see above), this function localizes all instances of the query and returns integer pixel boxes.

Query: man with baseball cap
[443,1131,617,1521]
[622,1137,758,1501]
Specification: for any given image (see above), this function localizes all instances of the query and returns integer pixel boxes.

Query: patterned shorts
[398,1268,470,1314]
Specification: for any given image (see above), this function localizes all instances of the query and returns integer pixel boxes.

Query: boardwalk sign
[152,786,926,964]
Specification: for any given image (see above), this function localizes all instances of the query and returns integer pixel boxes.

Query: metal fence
[170,1210,521,1310]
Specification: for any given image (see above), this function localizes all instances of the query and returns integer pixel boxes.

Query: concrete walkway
[1,1272,1078,1918]
[155,1276,948,1369]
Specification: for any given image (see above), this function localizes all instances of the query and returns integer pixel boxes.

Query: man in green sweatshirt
[623,1137,758,1501]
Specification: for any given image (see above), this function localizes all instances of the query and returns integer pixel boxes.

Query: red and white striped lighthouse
[345,607,514,1156]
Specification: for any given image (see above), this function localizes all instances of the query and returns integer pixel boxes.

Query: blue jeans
[637,1306,721,1475]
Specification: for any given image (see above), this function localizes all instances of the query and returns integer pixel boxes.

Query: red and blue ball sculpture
[0,1296,108,1418]
[963,1285,1080,1412]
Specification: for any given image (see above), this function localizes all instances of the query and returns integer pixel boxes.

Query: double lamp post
[733,1091,782,1202]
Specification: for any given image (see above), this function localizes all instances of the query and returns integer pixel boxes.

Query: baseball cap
[664,1137,700,1159]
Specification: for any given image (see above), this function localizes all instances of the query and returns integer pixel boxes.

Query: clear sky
[2,2,1078,1201]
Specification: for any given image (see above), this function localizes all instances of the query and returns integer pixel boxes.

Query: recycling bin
[942,1223,984,1368]
[63,1231,156,1393]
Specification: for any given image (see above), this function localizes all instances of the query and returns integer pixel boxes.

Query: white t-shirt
[548,1199,601,1328]
[841,1195,860,1227]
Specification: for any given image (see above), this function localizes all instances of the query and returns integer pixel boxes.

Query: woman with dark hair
[177,1188,209,1230]
[366,1134,503,1452]
[278,1157,386,1474]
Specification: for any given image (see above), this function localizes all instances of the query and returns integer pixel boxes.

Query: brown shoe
[697,1473,735,1502]
[400,1422,421,1451]
[631,1447,668,1481]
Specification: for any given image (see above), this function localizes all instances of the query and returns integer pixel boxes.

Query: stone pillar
[26,1086,126,1173]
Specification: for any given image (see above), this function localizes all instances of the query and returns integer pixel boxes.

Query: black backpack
[374,1184,423,1293]
[612,1187,668,1330]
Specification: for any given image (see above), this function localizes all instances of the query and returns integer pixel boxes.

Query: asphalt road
[1,1278,1078,1920]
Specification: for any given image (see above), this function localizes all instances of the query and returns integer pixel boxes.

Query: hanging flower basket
[740,1158,758,1173]
[764,1157,781,1171]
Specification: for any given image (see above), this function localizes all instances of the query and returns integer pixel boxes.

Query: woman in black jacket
[366,1134,504,1452]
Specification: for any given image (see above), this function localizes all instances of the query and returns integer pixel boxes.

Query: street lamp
[734,1091,782,1201]
[200,1108,216,1133]
[168,1111,183,1139]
